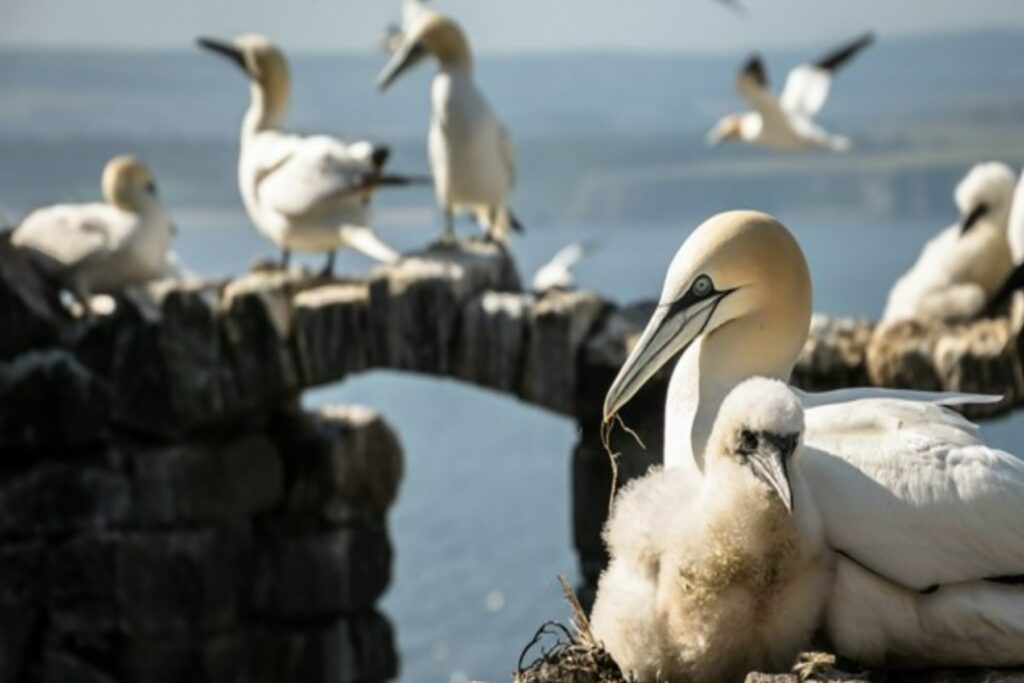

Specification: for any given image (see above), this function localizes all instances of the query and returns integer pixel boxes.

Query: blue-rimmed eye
[692,275,713,297]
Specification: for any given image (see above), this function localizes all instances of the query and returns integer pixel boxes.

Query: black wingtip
[815,32,876,72]
[741,55,768,87]
[984,262,1024,316]
[510,210,526,234]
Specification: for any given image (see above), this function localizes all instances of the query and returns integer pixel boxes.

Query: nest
[514,577,632,683]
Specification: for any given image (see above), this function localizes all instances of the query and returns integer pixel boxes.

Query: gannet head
[706,114,744,146]
[955,161,1016,235]
[197,34,290,125]
[706,377,804,514]
[102,155,160,213]
[603,210,811,422]
[377,12,472,90]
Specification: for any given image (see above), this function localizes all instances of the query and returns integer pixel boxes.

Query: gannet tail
[341,226,399,264]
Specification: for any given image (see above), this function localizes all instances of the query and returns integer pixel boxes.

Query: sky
[2,0,1024,54]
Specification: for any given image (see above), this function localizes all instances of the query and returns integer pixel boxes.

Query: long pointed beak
[749,435,797,514]
[377,43,426,91]
[960,203,989,235]
[197,37,247,74]
[706,127,727,147]
[603,290,733,422]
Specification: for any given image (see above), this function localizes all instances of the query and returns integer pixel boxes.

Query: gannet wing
[14,205,126,267]
[255,134,373,220]
[499,123,517,188]
[735,56,789,125]
[800,394,1024,591]
[780,33,874,118]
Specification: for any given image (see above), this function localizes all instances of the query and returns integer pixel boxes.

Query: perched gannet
[591,378,831,683]
[12,155,175,312]
[882,162,1017,324]
[377,9,522,244]
[532,240,596,293]
[199,34,412,273]
[707,33,874,151]
[602,210,1024,666]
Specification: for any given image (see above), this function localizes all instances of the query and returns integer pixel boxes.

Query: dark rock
[0,464,130,537]
[120,632,247,683]
[522,290,606,415]
[867,320,945,392]
[41,650,119,683]
[0,350,111,451]
[277,406,403,523]
[455,291,531,394]
[0,590,38,683]
[0,231,64,360]
[132,435,283,526]
[369,241,520,374]
[252,523,391,619]
[293,282,372,385]
[793,315,873,391]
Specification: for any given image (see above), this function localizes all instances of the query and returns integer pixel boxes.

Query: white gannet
[198,35,412,274]
[881,162,1016,324]
[12,155,176,312]
[590,377,831,683]
[602,210,1024,667]
[376,10,523,245]
[532,240,596,293]
[707,33,874,152]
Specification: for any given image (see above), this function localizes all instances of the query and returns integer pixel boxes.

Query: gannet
[590,378,831,683]
[707,33,874,151]
[12,155,176,313]
[376,9,522,244]
[985,167,1024,318]
[199,34,411,273]
[532,240,596,293]
[602,210,1024,666]
[882,162,1017,324]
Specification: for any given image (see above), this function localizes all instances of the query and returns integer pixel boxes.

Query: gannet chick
[881,161,1016,324]
[199,34,411,274]
[708,33,874,152]
[377,9,522,245]
[12,155,175,313]
[532,240,596,293]
[591,378,831,683]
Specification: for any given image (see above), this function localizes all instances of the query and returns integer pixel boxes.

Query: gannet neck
[434,23,473,73]
[243,77,289,136]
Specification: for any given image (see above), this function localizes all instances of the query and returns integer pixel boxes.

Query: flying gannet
[12,155,176,314]
[198,34,414,274]
[707,33,874,151]
[532,240,596,293]
[377,9,523,245]
[602,210,1024,667]
[590,377,831,683]
[881,162,1016,324]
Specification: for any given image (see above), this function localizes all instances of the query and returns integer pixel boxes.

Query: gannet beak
[749,434,797,514]
[197,37,246,74]
[377,42,427,91]
[603,289,735,422]
[960,203,989,235]
[706,126,727,147]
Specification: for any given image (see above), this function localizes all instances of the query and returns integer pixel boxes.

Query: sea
[3,37,1024,682]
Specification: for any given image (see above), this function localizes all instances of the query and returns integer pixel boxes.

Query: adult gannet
[376,9,523,244]
[198,34,412,273]
[602,210,1024,666]
[591,378,831,683]
[532,240,596,293]
[707,33,874,151]
[881,162,1017,324]
[12,155,175,313]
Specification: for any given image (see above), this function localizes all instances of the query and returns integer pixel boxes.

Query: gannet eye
[739,429,758,453]
[145,181,158,196]
[692,275,713,298]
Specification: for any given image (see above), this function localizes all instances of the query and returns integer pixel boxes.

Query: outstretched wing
[735,55,789,125]
[800,391,1024,591]
[781,33,874,118]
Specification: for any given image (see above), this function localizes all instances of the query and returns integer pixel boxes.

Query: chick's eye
[739,429,758,453]
[692,275,713,297]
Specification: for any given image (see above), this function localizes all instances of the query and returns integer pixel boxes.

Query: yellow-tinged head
[102,155,158,212]
[197,34,290,125]
[603,210,812,422]
[377,11,472,90]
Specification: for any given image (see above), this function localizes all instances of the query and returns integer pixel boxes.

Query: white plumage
[707,33,873,152]
[602,210,1024,667]
[532,240,595,293]
[591,378,831,683]
[199,34,402,273]
[12,155,176,311]
[378,10,520,244]
[882,162,1017,324]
